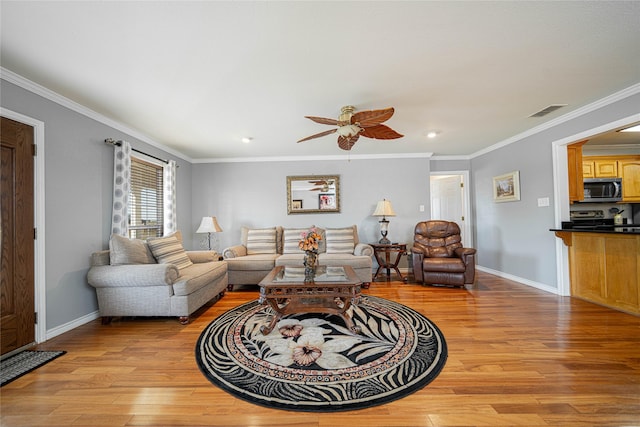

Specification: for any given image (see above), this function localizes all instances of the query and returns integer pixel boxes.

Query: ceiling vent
[529,104,567,118]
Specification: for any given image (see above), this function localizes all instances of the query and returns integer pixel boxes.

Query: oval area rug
[195,295,447,412]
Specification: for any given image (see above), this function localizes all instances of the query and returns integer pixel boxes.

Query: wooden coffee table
[258,265,362,335]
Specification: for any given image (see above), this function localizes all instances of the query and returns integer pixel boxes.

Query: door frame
[429,170,472,248]
[1,108,46,344]
[551,113,640,296]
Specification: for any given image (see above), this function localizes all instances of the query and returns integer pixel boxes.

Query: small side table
[371,243,408,282]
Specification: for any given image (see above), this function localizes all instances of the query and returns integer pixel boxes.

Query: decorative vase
[303,250,318,282]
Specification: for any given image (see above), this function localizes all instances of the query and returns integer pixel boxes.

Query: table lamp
[196,216,222,250]
[372,199,396,244]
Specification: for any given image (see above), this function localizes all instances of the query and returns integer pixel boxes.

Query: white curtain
[111,140,131,236]
[163,159,177,235]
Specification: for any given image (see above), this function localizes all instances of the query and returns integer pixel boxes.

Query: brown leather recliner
[411,221,476,287]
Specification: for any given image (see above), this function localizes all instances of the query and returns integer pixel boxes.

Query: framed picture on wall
[318,193,336,210]
[493,171,520,202]
[292,199,303,210]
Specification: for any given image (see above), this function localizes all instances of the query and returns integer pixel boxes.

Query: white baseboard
[476,265,559,295]
[45,310,100,341]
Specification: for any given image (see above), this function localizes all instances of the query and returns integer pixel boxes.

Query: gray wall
[472,138,557,285]
[190,157,432,253]
[471,91,640,288]
[1,79,193,331]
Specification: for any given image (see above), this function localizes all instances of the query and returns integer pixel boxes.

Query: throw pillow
[109,234,156,265]
[325,227,355,254]
[147,235,193,269]
[282,229,307,254]
[246,228,277,255]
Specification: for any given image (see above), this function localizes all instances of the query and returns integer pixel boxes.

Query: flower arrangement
[298,227,322,253]
[299,227,322,282]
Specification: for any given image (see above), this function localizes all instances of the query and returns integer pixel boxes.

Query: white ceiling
[1,1,639,161]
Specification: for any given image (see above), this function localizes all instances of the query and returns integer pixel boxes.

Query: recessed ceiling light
[426,131,440,139]
[241,137,253,143]
[619,124,640,132]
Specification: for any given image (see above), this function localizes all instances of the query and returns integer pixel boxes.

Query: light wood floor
[2,271,639,427]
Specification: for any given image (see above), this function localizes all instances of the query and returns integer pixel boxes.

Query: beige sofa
[222,225,373,289]
[87,232,228,324]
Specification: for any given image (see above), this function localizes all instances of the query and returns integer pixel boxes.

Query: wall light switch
[419,205,425,212]
[537,197,550,207]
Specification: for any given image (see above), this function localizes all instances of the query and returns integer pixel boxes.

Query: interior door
[430,172,472,247]
[1,116,36,356]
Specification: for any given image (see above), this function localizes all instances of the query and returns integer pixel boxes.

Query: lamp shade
[196,216,222,233]
[372,199,396,217]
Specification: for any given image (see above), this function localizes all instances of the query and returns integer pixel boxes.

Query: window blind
[129,156,164,239]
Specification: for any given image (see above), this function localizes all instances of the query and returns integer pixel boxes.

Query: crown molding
[430,154,472,161]
[0,67,193,163]
[191,152,434,164]
[471,82,640,159]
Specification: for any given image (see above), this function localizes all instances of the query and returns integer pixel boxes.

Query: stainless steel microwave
[583,178,622,202]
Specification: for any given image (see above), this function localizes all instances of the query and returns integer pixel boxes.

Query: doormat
[1,350,66,386]
[196,296,447,412]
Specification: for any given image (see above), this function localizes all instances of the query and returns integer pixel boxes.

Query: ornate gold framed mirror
[287,175,340,214]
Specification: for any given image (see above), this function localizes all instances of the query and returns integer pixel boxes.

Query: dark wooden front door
[1,116,36,356]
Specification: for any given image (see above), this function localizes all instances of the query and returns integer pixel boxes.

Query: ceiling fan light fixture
[298,105,402,151]
[337,124,362,137]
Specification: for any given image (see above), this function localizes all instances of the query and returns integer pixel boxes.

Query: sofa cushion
[282,228,306,254]
[173,261,227,296]
[109,234,156,265]
[245,228,277,255]
[225,254,280,271]
[147,235,194,270]
[275,253,305,266]
[325,227,355,254]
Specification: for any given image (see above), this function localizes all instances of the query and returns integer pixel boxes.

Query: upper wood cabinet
[567,141,587,203]
[583,155,640,202]
[619,159,640,202]
[583,159,618,178]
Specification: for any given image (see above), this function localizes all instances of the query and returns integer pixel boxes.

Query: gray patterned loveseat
[87,231,228,324]
[222,225,373,290]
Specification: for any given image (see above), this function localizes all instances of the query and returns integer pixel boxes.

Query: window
[128,156,163,239]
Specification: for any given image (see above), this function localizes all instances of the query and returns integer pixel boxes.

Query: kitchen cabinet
[582,161,595,178]
[582,159,618,178]
[582,155,640,202]
[555,231,640,315]
[567,141,587,203]
[619,159,640,202]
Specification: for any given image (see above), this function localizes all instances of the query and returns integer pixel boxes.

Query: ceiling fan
[297,105,403,151]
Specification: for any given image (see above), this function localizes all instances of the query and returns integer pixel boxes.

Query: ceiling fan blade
[360,124,404,140]
[337,134,360,151]
[305,116,339,126]
[297,128,337,143]
[351,108,395,127]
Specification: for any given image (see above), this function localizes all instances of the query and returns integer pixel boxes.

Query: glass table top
[273,266,349,282]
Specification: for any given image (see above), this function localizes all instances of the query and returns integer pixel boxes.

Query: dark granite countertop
[550,224,640,234]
